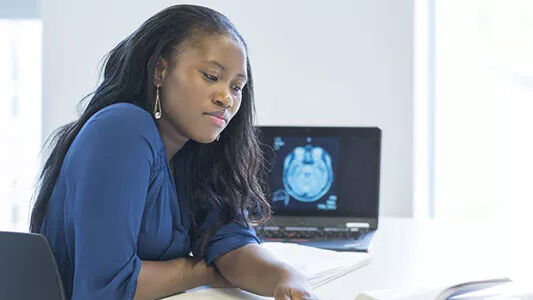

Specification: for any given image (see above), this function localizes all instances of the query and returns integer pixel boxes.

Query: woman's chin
[193,135,218,144]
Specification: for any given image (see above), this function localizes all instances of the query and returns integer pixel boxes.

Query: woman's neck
[156,117,189,163]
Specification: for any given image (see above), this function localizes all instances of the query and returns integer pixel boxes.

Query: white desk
[163,217,533,299]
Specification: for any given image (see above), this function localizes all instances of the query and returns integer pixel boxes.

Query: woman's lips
[204,114,226,127]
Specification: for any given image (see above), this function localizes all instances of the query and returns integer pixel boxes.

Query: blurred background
[1,0,531,232]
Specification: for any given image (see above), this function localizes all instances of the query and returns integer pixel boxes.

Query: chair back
[0,231,67,300]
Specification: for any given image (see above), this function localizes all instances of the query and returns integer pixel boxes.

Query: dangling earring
[216,134,220,142]
[154,84,162,119]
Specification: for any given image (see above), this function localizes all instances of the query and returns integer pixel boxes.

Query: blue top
[40,103,261,300]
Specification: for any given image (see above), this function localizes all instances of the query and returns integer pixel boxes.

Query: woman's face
[156,33,248,144]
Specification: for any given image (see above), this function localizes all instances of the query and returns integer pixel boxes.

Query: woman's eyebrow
[203,60,247,81]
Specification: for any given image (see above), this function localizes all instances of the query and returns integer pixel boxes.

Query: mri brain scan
[281,144,334,203]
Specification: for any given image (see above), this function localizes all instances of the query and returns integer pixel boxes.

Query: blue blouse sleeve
[191,209,262,266]
[65,106,155,300]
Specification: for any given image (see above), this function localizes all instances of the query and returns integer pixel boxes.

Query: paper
[261,242,371,288]
[354,278,518,300]
[452,280,533,299]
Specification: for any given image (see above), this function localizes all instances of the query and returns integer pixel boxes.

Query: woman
[30,4,318,300]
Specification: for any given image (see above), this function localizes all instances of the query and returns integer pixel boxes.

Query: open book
[354,278,512,300]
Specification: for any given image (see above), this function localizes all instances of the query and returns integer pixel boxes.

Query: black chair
[0,231,67,300]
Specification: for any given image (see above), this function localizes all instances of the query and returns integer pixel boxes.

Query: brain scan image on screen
[269,136,339,211]
[282,144,334,202]
[263,129,380,217]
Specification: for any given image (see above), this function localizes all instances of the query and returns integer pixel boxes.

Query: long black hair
[30,4,271,256]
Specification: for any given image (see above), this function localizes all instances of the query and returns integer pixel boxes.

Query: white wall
[41,0,414,217]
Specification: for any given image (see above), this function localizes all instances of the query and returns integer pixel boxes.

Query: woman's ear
[153,57,168,86]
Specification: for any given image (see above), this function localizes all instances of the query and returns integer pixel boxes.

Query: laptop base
[262,230,376,252]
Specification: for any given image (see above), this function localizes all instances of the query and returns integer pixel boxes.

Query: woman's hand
[274,273,320,300]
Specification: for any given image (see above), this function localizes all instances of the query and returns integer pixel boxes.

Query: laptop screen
[257,126,381,219]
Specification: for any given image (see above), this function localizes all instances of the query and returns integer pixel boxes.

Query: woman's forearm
[134,256,212,300]
[214,243,305,297]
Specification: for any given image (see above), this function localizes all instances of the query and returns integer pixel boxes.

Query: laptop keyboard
[256,226,363,241]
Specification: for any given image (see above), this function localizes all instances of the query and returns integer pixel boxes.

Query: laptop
[255,126,381,252]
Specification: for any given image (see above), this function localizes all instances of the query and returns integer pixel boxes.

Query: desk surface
[163,217,533,300]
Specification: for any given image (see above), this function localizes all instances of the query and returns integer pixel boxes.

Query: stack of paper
[261,242,371,288]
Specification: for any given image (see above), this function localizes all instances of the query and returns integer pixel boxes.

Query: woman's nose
[214,94,232,108]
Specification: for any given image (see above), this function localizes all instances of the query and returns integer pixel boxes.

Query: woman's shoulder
[85,102,157,135]
[75,102,165,157]
[90,102,153,126]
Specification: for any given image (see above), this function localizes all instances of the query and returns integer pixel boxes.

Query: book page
[354,278,513,300]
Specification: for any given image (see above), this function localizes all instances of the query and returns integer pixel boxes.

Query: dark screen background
[258,127,381,218]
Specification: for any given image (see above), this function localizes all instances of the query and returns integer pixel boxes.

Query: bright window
[0,19,42,232]
[417,0,533,222]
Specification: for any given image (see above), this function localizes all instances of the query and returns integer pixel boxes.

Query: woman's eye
[203,72,218,81]
[232,86,243,92]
